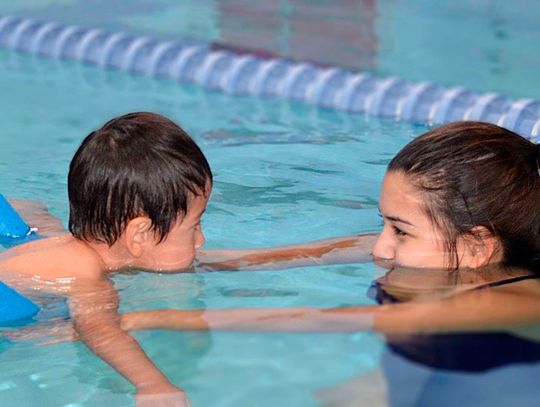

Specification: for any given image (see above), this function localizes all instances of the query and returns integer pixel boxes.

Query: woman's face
[373,171,454,269]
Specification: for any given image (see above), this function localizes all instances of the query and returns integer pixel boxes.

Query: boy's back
[1,235,104,285]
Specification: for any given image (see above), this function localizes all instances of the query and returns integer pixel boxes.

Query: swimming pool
[0,1,539,407]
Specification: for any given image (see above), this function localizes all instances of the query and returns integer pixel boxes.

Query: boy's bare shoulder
[1,235,105,281]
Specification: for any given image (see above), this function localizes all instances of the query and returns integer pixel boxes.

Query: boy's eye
[392,225,407,237]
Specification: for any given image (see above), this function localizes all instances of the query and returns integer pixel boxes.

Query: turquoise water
[1,0,540,99]
[0,48,421,406]
[1,1,540,406]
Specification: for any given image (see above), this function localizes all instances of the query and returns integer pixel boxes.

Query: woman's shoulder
[483,272,540,295]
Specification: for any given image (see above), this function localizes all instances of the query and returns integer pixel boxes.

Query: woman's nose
[372,228,395,261]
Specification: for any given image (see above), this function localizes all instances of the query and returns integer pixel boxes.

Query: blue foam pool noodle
[0,193,40,323]
[0,282,39,323]
[0,193,31,240]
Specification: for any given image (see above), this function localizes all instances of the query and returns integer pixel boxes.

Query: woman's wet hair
[389,121,540,270]
[68,112,212,245]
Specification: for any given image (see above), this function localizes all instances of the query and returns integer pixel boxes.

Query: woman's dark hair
[68,112,212,245]
[389,121,540,270]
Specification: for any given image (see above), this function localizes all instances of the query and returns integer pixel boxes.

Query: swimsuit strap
[474,273,540,290]
[370,273,540,304]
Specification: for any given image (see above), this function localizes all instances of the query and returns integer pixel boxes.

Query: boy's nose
[195,229,206,249]
[372,231,394,261]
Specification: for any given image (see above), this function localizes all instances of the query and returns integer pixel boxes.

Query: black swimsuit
[369,274,540,372]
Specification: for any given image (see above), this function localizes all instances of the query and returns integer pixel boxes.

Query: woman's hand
[136,384,191,407]
[9,199,65,236]
[197,233,378,271]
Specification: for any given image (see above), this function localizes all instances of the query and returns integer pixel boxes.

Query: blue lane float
[0,193,40,324]
[1,14,540,140]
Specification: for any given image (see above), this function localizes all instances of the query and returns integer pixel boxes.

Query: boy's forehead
[187,179,212,198]
[189,190,210,213]
[196,180,212,199]
[204,178,213,195]
[182,180,211,217]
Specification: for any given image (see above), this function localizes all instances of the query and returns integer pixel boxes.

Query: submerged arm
[120,281,540,339]
[9,199,65,236]
[372,281,540,338]
[196,233,379,271]
[13,281,540,346]
[69,278,190,406]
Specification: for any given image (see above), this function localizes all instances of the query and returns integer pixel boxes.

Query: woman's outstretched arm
[196,233,379,271]
[120,280,540,340]
[8,280,540,344]
[10,199,65,237]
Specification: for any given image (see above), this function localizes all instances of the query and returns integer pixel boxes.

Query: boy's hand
[136,384,191,407]
[70,278,188,405]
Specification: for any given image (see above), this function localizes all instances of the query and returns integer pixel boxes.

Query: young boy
[1,112,212,407]
[3,111,379,406]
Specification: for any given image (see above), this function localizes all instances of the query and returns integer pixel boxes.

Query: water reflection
[323,264,540,407]
[215,0,378,70]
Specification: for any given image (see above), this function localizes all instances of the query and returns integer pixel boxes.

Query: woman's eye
[392,225,407,236]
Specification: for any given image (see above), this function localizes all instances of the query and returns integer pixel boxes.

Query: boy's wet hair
[68,112,212,245]
[389,121,540,270]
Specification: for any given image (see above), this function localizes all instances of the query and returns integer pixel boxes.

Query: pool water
[0,48,421,406]
[1,1,540,406]
[1,0,540,99]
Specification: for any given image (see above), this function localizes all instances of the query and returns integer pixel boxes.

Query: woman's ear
[461,226,501,268]
[122,217,153,258]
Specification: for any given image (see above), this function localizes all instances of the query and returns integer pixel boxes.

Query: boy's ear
[462,226,501,268]
[122,217,154,258]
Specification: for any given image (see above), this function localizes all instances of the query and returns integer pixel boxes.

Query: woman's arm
[196,233,379,271]
[9,199,65,236]
[372,280,540,339]
[9,281,540,344]
[120,281,540,339]
[120,306,375,333]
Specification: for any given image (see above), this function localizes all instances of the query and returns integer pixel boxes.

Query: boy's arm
[196,233,378,271]
[9,199,65,236]
[69,277,190,406]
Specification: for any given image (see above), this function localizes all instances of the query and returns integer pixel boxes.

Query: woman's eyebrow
[385,215,415,226]
[378,207,415,226]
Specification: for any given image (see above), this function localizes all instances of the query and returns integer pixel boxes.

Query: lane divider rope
[0,14,538,139]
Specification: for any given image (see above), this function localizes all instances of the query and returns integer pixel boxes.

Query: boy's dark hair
[68,112,212,245]
[389,121,540,271]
